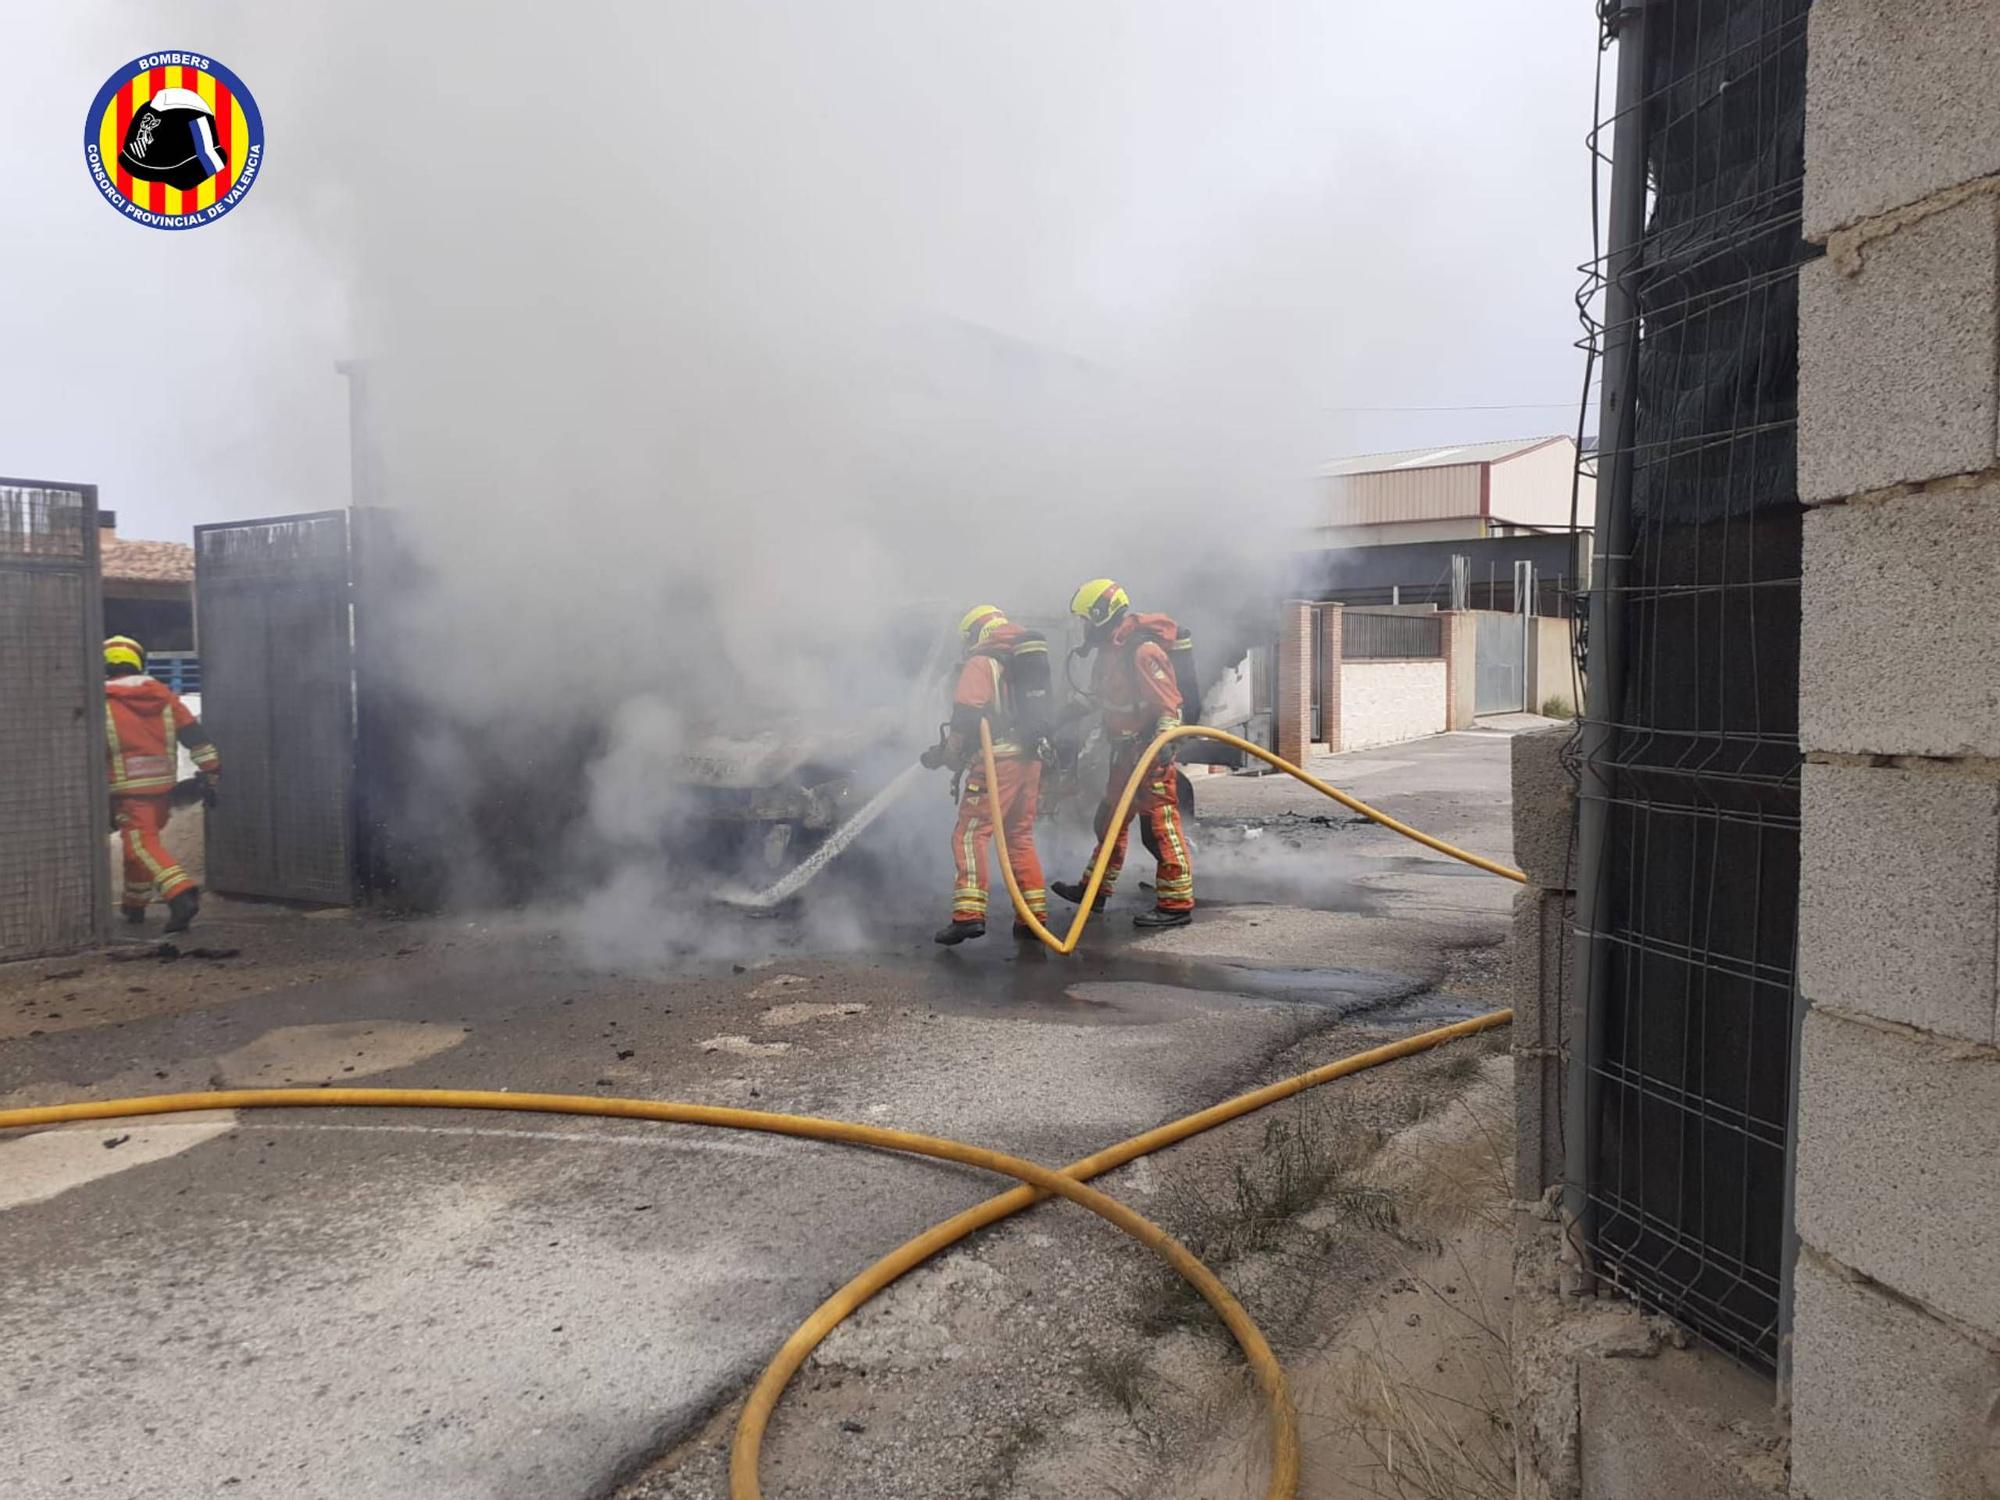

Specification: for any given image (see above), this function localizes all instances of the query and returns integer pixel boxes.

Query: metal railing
[1342,610,1443,660]
[146,651,201,694]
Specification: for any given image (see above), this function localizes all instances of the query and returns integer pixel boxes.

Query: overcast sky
[4,4,1602,543]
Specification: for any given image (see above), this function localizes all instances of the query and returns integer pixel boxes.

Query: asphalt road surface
[0,728,1526,1500]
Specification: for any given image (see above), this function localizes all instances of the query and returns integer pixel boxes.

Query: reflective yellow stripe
[125,829,170,881]
[104,703,123,782]
[958,813,984,906]
[162,703,178,767]
[125,826,192,898]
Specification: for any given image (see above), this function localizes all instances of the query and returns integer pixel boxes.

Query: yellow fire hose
[728,1009,1510,1499]
[0,1087,1294,1490]
[728,726,1526,1495]
[980,720,1525,957]
[0,725,1525,1498]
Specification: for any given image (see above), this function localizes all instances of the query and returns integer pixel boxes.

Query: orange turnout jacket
[953,621,1038,758]
[1091,612,1184,743]
[105,673,218,795]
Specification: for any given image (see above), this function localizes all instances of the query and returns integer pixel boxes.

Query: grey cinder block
[1799,762,2000,1045]
[1510,725,1577,891]
[1801,487,2000,757]
[1798,194,2000,502]
[1790,1249,2000,1500]
[1805,0,2000,241]
[1795,1008,2000,1336]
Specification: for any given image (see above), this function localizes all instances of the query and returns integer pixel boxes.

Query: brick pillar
[1274,600,1313,768]
[1316,605,1343,752]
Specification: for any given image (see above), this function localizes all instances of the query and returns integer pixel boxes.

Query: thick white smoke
[170,1,1589,950]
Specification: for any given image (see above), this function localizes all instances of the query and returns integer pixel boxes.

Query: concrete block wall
[1792,3,2000,1493]
[1505,726,1577,1206]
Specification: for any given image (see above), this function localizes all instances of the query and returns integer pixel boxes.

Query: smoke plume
[121,2,1594,953]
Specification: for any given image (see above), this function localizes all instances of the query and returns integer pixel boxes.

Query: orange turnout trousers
[1094,745,1194,911]
[114,794,194,910]
[951,756,1046,924]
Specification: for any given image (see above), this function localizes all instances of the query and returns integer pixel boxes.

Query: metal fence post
[1565,0,1652,1293]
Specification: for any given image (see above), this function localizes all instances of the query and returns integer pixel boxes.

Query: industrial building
[1312,434,1593,548]
[1297,435,1591,618]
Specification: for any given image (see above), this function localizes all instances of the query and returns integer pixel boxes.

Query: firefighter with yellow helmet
[1050,579,1196,928]
[919,605,1053,944]
[103,635,219,932]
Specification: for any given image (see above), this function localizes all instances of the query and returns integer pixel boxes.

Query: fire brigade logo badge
[84,52,264,230]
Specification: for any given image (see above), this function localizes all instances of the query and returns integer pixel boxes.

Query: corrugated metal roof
[1319,435,1566,478]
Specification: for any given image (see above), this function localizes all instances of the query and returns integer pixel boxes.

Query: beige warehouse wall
[1486,437,1587,530]
[1322,463,1482,527]
[1302,517,1487,550]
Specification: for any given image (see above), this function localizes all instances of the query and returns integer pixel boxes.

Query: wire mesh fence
[1568,0,1812,1374]
[0,479,109,958]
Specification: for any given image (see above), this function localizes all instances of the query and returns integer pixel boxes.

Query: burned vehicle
[669,603,961,880]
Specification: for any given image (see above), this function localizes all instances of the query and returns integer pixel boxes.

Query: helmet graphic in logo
[119,87,227,191]
[85,52,264,230]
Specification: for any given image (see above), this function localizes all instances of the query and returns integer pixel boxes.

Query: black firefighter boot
[1133,905,1192,930]
[934,917,985,946]
[1049,880,1108,912]
[163,888,202,935]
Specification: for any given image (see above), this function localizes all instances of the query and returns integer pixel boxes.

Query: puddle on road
[920,939,1424,1027]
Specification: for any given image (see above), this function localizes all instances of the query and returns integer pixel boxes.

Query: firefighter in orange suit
[920,606,1052,945]
[104,636,219,933]
[1050,579,1195,928]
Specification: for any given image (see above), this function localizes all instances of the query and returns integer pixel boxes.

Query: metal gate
[0,480,109,958]
[195,512,356,904]
[1474,610,1526,715]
